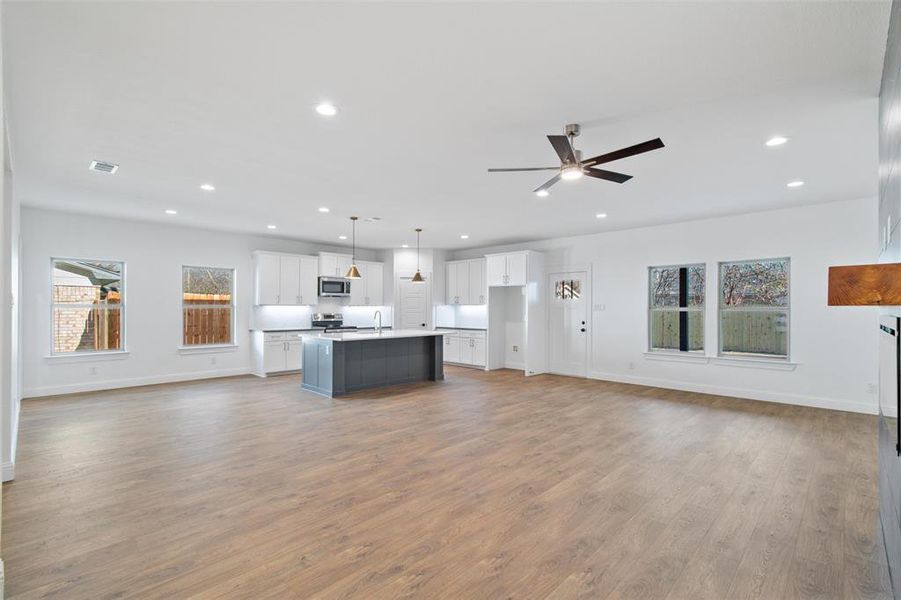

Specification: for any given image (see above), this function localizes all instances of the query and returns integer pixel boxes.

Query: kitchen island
[300,330,444,397]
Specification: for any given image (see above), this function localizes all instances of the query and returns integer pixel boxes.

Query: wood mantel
[828,262,901,305]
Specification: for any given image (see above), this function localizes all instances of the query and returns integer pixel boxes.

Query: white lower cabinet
[254,331,304,376]
[441,329,486,368]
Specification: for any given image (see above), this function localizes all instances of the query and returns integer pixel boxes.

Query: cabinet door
[264,341,287,373]
[298,257,319,305]
[319,254,338,277]
[257,254,281,305]
[506,253,527,286]
[486,255,507,287]
[471,337,486,367]
[444,334,461,363]
[285,340,303,371]
[337,255,353,277]
[456,260,471,304]
[446,261,459,304]
[279,255,301,305]
[468,259,486,304]
[461,335,476,364]
[349,263,366,305]
[366,262,384,305]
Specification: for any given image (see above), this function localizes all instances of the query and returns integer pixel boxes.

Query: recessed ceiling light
[315,103,338,116]
[786,180,804,188]
[535,189,550,198]
[200,183,215,192]
[402,244,409,248]
[318,207,330,213]
[267,224,277,230]
[596,213,607,219]
[460,234,469,239]
[339,235,347,240]
[765,136,789,147]
[165,209,177,215]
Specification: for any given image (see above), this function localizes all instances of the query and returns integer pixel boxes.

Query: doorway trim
[395,272,433,330]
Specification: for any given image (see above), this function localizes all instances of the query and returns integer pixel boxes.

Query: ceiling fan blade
[582,138,665,167]
[547,135,576,164]
[583,167,633,184]
[533,173,562,193]
[487,167,560,172]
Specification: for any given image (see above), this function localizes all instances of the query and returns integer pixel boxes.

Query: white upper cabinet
[446,258,486,305]
[486,252,528,287]
[318,252,354,278]
[254,251,319,306]
[279,255,300,304]
[298,256,318,305]
[348,261,385,306]
[257,253,281,304]
[506,253,527,286]
[468,258,486,304]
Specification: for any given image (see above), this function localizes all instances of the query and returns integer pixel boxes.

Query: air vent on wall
[89,160,119,174]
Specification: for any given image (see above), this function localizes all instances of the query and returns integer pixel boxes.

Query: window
[719,258,789,358]
[648,264,705,353]
[52,259,124,354]
[182,266,235,346]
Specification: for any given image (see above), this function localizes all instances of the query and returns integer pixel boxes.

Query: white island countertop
[301,329,445,342]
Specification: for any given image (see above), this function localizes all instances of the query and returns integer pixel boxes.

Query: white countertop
[302,329,444,342]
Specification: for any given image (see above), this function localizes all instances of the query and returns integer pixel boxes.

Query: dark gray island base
[301,330,444,398]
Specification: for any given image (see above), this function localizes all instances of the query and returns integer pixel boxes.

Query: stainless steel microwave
[318,276,351,297]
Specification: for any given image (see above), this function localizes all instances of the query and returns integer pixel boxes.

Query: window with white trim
[648,264,705,353]
[182,266,235,346]
[718,258,789,359]
[51,258,124,354]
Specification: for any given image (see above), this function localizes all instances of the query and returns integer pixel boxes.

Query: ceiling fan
[488,124,664,195]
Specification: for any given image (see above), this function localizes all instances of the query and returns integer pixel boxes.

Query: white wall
[21,207,381,397]
[454,197,880,414]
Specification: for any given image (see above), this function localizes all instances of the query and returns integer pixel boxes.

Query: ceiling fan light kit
[488,123,664,193]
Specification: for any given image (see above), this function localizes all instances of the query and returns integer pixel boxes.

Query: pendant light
[345,216,362,279]
[411,228,425,283]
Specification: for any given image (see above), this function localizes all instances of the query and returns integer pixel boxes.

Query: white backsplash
[252,303,392,330]
[435,304,488,329]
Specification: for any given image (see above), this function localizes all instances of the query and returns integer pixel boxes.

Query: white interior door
[548,271,588,377]
[399,277,430,329]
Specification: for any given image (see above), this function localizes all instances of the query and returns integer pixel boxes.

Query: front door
[548,271,588,377]
[399,277,430,329]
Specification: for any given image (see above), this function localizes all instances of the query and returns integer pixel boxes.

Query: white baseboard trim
[504,361,525,370]
[2,461,14,482]
[23,367,251,399]
[587,370,877,415]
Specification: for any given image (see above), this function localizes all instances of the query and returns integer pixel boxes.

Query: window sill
[712,356,797,371]
[177,344,238,355]
[643,352,710,364]
[44,350,130,363]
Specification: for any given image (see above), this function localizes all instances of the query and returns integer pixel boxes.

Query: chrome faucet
[374,310,382,334]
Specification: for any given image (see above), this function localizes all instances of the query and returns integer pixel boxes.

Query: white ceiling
[4,1,890,250]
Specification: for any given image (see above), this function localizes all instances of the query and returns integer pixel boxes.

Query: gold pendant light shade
[345,216,362,279]
[412,228,425,283]
[345,263,362,279]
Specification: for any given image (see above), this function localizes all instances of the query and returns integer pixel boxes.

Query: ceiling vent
[89,160,119,174]
[363,217,382,223]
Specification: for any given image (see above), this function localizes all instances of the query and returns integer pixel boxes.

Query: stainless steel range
[311,313,358,333]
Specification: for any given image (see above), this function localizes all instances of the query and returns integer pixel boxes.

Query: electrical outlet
[628,362,635,370]
[89,366,98,376]
[593,303,606,311]
[512,345,519,352]
[867,383,878,395]
[211,356,217,365]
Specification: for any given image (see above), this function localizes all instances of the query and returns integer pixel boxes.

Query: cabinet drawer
[283,331,306,340]
[264,332,287,342]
